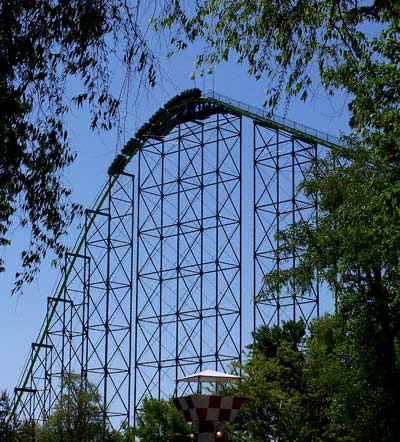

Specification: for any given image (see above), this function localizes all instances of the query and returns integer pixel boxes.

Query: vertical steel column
[13,387,36,439]
[29,343,52,424]
[239,116,243,368]
[314,142,320,317]
[253,122,319,329]
[135,112,242,417]
[85,173,134,431]
[175,123,182,392]
[215,114,220,373]
[45,296,72,414]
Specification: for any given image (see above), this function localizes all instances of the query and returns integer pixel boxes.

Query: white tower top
[176,369,242,383]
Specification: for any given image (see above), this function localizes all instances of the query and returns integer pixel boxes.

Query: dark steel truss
[45,252,89,414]
[13,100,331,432]
[253,122,319,328]
[84,173,134,431]
[134,113,242,416]
[13,387,36,425]
[13,174,134,434]
[13,344,51,439]
[13,386,36,441]
[29,342,52,424]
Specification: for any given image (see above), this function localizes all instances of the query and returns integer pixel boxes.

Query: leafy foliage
[160,1,399,123]
[37,374,104,442]
[0,391,15,442]
[0,390,38,442]
[134,397,190,442]
[0,1,157,291]
[259,87,400,441]
[225,316,400,442]
[228,321,325,442]
[308,312,400,442]
[159,3,400,440]
[2,377,133,442]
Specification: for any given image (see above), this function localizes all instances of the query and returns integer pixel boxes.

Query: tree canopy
[37,374,104,442]
[160,2,400,440]
[231,321,315,442]
[223,315,400,441]
[0,1,157,291]
[0,390,16,442]
[161,1,399,132]
[134,398,190,442]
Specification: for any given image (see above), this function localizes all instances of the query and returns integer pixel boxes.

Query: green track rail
[10,90,343,420]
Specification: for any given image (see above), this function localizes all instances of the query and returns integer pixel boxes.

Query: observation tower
[173,370,245,442]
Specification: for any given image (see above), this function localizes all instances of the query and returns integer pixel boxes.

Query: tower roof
[176,369,242,383]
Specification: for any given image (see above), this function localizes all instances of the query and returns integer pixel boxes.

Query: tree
[160,1,399,131]
[0,391,35,442]
[0,1,157,291]
[305,314,359,442]
[161,3,400,440]
[0,390,16,442]
[37,374,104,442]
[226,315,400,442]
[134,398,190,442]
[225,320,326,442]
[307,309,400,442]
[258,132,400,439]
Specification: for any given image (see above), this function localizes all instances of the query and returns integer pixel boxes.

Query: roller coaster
[9,89,341,433]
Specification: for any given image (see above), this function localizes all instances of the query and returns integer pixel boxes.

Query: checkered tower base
[173,395,246,442]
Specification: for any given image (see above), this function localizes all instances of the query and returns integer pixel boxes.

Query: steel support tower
[84,172,135,430]
[11,90,340,434]
[134,113,242,415]
[253,122,319,328]
[13,174,135,433]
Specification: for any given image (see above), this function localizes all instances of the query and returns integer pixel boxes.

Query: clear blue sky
[0,37,350,394]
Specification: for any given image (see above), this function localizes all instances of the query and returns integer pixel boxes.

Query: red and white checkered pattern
[173,394,245,423]
[173,394,245,441]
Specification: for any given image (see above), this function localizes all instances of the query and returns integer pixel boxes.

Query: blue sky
[0,36,350,395]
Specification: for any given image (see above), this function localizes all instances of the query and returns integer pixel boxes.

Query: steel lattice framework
[13,174,135,433]
[134,113,242,414]
[253,122,320,328]
[84,172,135,430]
[11,90,340,436]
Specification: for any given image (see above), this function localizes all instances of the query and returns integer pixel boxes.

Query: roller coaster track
[10,89,343,421]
